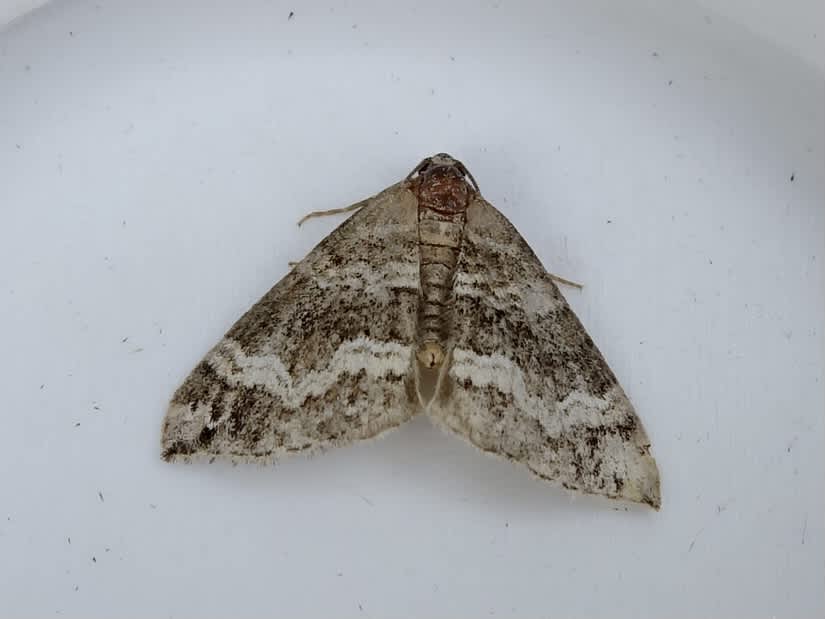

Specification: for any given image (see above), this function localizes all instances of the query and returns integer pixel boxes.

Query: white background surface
[1,1,823,618]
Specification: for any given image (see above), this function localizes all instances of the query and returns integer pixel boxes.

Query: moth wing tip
[633,456,662,510]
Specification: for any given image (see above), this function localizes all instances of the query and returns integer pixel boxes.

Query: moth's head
[407,153,478,189]
[426,152,461,168]
[406,153,479,214]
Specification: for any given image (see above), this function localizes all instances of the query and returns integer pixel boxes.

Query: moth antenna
[456,162,480,192]
[405,156,433,182]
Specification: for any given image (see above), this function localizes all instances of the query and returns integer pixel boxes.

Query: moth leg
[296,197,370,227]
[548,273,583,289]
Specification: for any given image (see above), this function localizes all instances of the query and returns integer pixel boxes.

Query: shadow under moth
[161,153,661,510]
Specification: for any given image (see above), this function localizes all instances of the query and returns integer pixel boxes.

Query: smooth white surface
[4,0,824,73]
[1,1,823,617]
[696,0,824,73]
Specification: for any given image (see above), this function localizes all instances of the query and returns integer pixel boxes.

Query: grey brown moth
[162,154,661,509]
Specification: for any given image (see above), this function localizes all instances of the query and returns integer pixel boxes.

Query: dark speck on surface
[288,11,294,20]
[790,173,795,182]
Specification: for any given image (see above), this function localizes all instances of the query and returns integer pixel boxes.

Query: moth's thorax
[406,152,479,215]
[412,167,473,215]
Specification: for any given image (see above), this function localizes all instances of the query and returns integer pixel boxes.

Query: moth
[162,153,661,509]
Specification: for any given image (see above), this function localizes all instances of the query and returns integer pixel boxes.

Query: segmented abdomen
[417,209,465,353]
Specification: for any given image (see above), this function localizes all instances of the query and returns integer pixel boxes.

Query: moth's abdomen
[410,160,475,369]
[417,218,462,366]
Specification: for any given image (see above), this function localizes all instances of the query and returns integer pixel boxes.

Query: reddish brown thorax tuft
[408,154,478,215]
